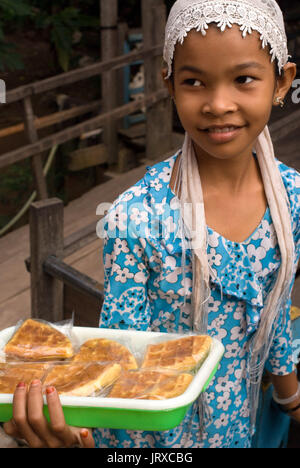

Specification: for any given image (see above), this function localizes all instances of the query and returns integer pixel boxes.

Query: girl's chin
[192,142,252,161]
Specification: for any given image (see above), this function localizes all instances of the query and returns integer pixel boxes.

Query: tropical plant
[33,5,99,72]
[0,0,33,71]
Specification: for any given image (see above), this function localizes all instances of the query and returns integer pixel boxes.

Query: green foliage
[34,6,99,72]
[0,0,34,71]
[0,0,99,73]
[0,161,33,204]
[0,41,24,72]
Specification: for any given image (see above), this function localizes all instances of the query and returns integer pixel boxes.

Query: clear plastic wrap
[2,318,75,362]
[42,361,122,397]
[0,362,51,394]
[72,338,138,370]
[108,368,194,400]
[140,334,213,373]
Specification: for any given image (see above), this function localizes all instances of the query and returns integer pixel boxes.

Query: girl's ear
[274,62,297,104]
[161,67,175,100]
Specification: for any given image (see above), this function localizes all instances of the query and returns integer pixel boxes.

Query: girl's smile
[199,125,245,144]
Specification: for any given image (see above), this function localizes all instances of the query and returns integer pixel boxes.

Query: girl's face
[166,25,288,162]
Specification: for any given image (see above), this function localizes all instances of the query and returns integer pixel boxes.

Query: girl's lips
[201,126,244,143]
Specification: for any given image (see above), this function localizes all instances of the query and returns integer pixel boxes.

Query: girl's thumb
[80,429,95,448]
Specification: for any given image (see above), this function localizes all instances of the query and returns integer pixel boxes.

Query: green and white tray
[0,326,224,431]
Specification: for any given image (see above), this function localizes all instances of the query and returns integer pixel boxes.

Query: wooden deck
[0,114,299,332]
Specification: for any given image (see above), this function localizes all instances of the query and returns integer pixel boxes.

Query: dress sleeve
[98,193,152,331]
[265,166,300,375]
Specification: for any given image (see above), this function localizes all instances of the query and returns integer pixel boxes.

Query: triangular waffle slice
[108,369,193,400]
[141,335,212,372]
[0,362,50,394]
[4,319,74,361]
[72,338,138,370]
[43,362,122,396]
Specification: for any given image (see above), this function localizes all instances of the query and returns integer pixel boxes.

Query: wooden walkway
[0,118,299,332]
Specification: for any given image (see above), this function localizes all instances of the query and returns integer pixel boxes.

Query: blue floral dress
[93,151,300,448]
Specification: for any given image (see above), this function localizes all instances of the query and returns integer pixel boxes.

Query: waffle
[108,369,193,400]
[0,362,49,394]
[141,335,212,372]
[73,338,138,370]
[43,362,122,396]
[4,319,74,361]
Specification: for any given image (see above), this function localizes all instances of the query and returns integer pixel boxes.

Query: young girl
[4,0,300,448]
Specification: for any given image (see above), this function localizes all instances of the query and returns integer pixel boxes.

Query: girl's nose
[201,88,238,116]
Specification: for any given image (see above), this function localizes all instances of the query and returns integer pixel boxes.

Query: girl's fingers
[4,381,93,448]
[12,382,45,448]
[3,418,23,440]
[79,428,95,448]
[45,386,77,447]
[27,380,62,448]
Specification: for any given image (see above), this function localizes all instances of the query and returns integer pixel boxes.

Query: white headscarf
[164,0,296,437]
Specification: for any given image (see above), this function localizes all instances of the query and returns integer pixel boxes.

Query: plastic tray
[0,326,224,431]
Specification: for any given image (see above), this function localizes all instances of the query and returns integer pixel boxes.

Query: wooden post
[29,198,64,322]
[100,0,119,167]
[117,22,129,130]
[23,96,48,200]
[142,0,173,160]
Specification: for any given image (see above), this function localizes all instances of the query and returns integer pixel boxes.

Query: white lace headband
[164,0,290,78]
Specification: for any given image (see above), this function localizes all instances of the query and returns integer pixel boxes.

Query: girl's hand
[3,380,95,448]
[290,408,300,424]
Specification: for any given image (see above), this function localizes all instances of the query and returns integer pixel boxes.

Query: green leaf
[0,40,24,71]
[56,46,70,72]
[0,0,33,17]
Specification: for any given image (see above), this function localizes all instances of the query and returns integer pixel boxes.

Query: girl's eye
[183,78,202,87]
[236,75,255,85]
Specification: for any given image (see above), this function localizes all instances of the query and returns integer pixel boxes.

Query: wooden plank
[269,108,300,142]
[117,23,129,130]
[0,89,168,169]
[29,198,64,322]
[101,0,118,166]
[6,45,163,104]
[23,96,48,200]
[142,0,173,160]
[43,255,103,301]
[68,144,108,171]
[0,100,102,139]
[64,284,102,327]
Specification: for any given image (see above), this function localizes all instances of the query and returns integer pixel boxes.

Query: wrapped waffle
[4,319,74,361]
[72,338,138,370]
[108,369,193,400]
[43,362,122,397]
[141,335,212,372]
[0,362,50,394]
